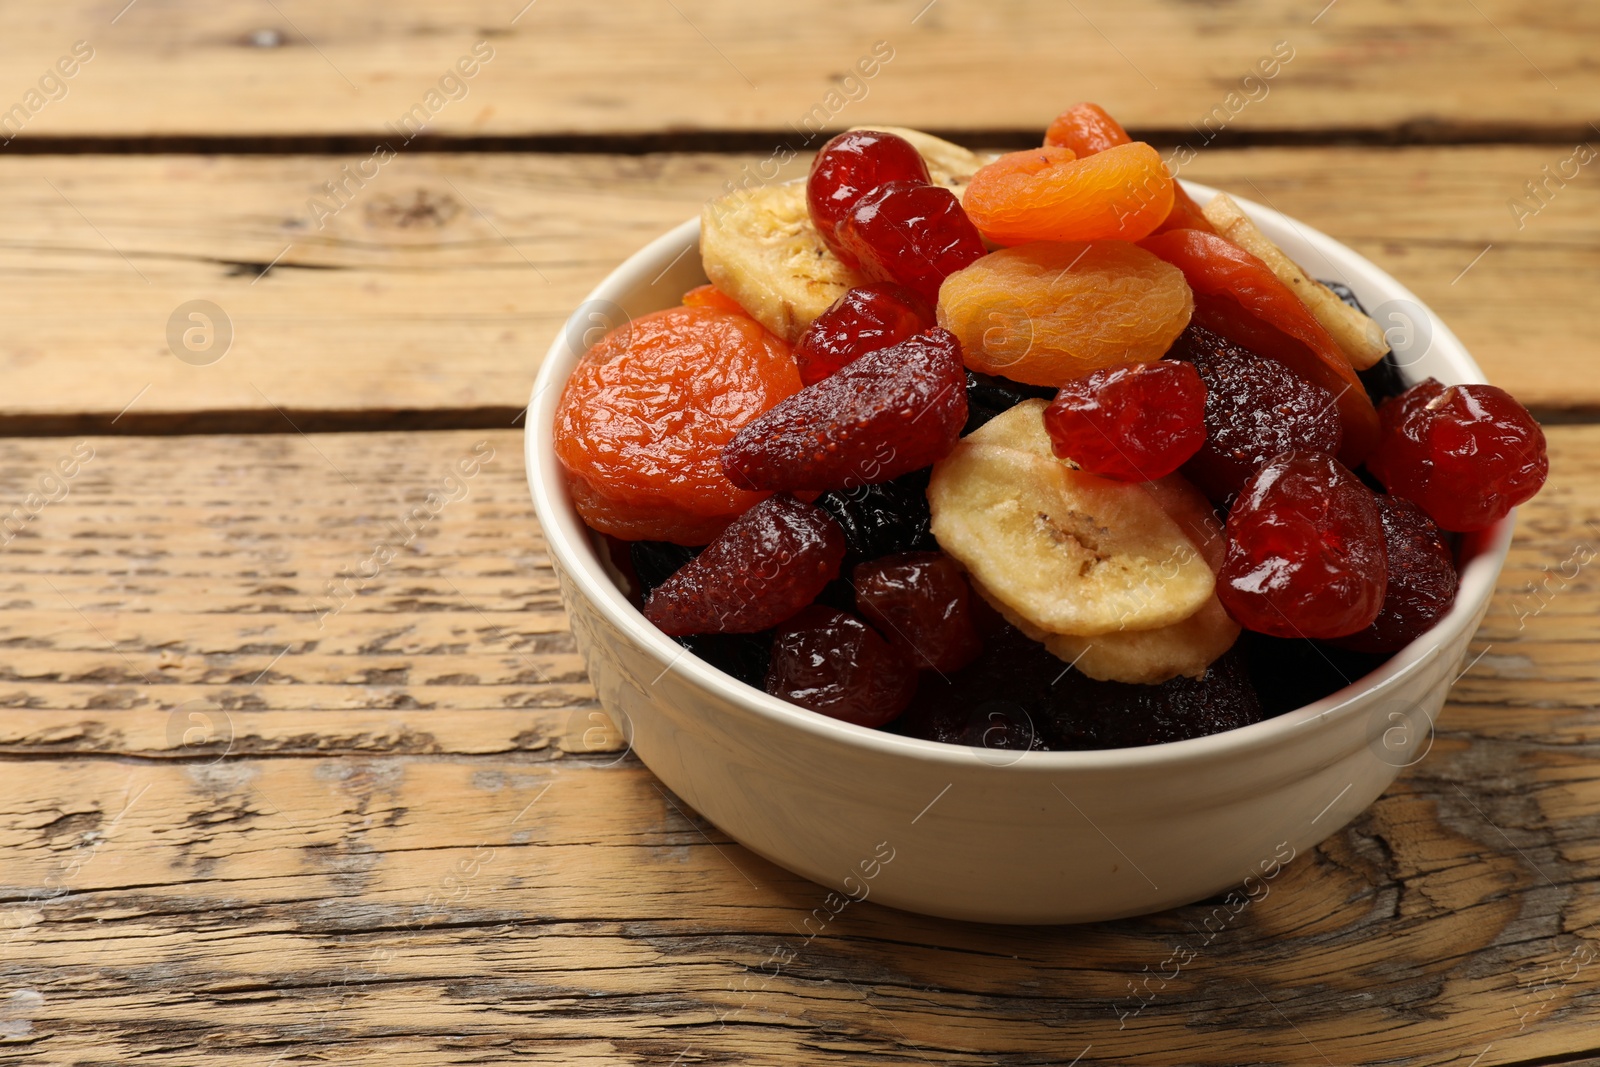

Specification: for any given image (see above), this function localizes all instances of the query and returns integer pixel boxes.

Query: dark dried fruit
[963,370,1057,435]
[896,623,1054,750]
[722,328,968,493]
[837,181,988,304]
[1366,377,1548,532]
[814,467,937,564]
[853,552,982,672]
[629,540,699,601]
[765,606,917,727]
[1218,452,1388,640]
[807,130,933,265]
[1042,647,1264,750]
[1328,494,1458,654]
[676,632,774,690]
[1242,631,1388,717]
[1043,360,1208,482]
[899,624,1263,750]
[793,283,935,386]
[1170,324,1343,504]
[642,496,845,635]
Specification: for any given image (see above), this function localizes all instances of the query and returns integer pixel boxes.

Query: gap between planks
[2,124,1598,157]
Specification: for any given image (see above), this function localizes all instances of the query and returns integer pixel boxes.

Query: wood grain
[0,427,1596,1066]
[0,145,1595,432]
[0,1,1593,140]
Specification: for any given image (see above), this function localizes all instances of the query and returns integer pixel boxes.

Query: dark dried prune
[963,370,1056,435]
[1242,631,1389,717]
[814,467,936,565]
[1040,647,1265,750]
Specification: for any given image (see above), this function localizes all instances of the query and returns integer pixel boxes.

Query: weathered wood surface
[0,427,1595,1065]
[0,145,1595,433]
[0,1,1593,140]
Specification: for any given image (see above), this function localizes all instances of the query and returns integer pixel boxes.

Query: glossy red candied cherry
[1366,378,1548,532]
[765,606,917,727]
[1329,494,1458,654]
[792,283,934,386]
[642,496,846,635]
[807,130,932,265]
[853,551,983,672]
[1042,360,1208,482]
[836,181,988,305]
[1218,452,1388,640]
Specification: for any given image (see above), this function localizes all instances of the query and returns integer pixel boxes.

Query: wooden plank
[0,146,1595,431]
[0,426,1596,1065]
[0,1,1593,139]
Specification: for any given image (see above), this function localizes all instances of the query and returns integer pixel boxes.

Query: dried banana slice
[700,183,863,344]
[928,401,1215,638]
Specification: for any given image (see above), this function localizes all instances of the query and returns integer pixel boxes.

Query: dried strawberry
[1170,324,1343,504]
[721,328,968,493]
[765,606,917,727]
[642,495,846,635]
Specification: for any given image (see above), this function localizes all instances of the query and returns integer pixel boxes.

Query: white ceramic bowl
[526,183,1513,924]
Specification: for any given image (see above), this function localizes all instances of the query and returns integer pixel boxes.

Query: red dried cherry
[792,283,934,386]
[721,328,968,493]
[836,181,988,305]
[1218,452,1388,640]
[765,606,917,727]
[1328,494,1458,654]
[1043,360,1207,482]
[807,130,932,266]
[853,552,983,672]
[1366,378,1548,532]
[642,496,845,635]
[1170,324,1343,504]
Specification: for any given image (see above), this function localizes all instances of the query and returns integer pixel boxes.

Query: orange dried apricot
[682,283,748,316]
[1044,102,1131,155]
[935,240,1193,387]
[963,142,1174,245]
[1041,101,1214,236]
[554,305,801,544]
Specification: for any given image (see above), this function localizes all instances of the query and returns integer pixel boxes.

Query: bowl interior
[525,183,1514,770]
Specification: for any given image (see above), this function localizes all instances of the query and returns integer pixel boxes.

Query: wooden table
[1,3,1596,1063]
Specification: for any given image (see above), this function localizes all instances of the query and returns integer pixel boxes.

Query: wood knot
[365,189,462,230]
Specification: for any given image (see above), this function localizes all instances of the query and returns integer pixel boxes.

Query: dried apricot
[1044,102,1130,155]
[1042,102,1214,236]
[935,241,1193,387]
[963,142,1174,245]
[682,284,748,316]
[554,305,802,544]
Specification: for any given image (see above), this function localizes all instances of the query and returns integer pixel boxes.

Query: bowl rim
[525,182,1514,772]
